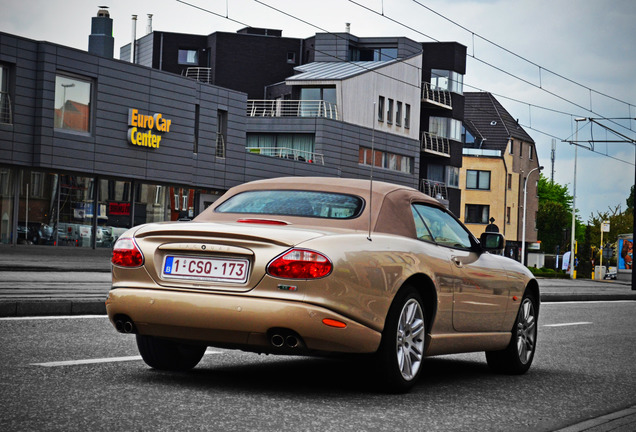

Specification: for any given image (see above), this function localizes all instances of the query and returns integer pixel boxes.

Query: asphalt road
[1,300,635,431]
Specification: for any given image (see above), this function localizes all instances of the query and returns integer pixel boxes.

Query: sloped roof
[464,92,534,152]
[286,60,394,82]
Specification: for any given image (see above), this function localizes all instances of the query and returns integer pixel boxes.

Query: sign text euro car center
[127,108,172,148]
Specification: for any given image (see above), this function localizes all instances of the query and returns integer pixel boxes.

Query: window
[54,75,92,133]
[507,173,513,189]
[287,52,296,64]
[387,99,394,124]
[506,207,511,224]
[429,117,462,141]
[446,166,459,188]
[465,204,490,224]
[247,133,315,161]
[404,104,411,129]
[216,190,364,219]
[529,145,534,160]
[466,170,491,190]
[359,147,412,174]
[0,64,10,124]
[300,87,337,117]
[350,47,398,61]
[194,104,200,154]
[396,102,402,127]
[430,69,464,94]
[378,96,385,122]
[519,141,523,157]
[509,140,514,155]
[178,49,198,65]
[216,109,227,158]
[412,203,473,249]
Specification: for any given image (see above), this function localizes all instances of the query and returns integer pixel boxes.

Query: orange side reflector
[512,296,519,301]
[322,318,347,328]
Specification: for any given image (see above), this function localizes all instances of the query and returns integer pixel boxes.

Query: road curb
[0,300,106,317]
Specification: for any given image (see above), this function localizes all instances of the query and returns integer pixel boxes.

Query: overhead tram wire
[410,0,636,111]
[174,0,635,165]
[176,0,423,91]
[347,0,636,136]
[177,0,624,136]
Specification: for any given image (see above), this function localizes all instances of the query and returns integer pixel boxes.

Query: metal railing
[421,83,452,109]
[247,100,339,120]
[183,67,212,84]
[421,131,451,157]
[420,179,448,200]
[0,91,12,124]
[246,146,325,165]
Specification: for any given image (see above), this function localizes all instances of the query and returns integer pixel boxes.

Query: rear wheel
[376,286,426,393]
[136,334,206,371]
[486,291,538,374]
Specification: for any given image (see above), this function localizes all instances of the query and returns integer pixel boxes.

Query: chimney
[146,14,153,34]
[345,23,351,33]
[130,15,137,63]
[88,6,114,58]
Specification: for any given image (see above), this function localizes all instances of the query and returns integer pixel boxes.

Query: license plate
[162,256,249,283]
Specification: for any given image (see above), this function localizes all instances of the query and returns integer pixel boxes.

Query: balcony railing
[247,100,339,120]
[0,91,12,124]
[420,179,448,201]
[246,146,325,165]
[422,83,452,109]
[183,67,212,84]
[421,132,451,157]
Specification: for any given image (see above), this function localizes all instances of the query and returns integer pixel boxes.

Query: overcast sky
[2,0,635,222]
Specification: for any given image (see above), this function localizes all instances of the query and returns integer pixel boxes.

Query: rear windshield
[215,190,364,219]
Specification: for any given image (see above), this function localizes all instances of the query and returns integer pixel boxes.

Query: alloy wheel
[396,298,425,381]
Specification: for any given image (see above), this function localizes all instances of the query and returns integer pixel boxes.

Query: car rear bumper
[106,288,382,353]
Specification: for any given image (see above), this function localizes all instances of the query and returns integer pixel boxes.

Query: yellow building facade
[459,147,519,242]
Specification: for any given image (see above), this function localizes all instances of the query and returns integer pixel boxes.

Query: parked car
[107,177,539,392]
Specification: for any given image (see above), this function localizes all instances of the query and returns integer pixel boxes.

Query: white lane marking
[0,315,108,321]
[31,350,222,367]
[543,322,593,327]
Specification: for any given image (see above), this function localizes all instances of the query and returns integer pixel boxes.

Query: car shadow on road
[128,352,500,395]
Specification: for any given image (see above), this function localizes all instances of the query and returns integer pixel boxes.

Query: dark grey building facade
[0,28,420,247]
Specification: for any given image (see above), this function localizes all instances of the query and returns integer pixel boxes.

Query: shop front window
[0,167,14,244]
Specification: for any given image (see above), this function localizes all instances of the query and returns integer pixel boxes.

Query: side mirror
[479,232,505,253]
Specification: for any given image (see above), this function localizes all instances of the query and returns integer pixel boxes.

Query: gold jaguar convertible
[106,177,539,392]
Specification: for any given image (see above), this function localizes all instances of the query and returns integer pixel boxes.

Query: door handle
[451,256,463,268]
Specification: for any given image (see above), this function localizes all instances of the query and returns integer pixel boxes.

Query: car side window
[411,206,434,242]
[412,203,473,249]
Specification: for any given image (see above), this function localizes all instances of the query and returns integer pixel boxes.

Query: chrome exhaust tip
[271,334,285,348]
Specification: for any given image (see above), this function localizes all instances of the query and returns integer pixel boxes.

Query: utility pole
[550,138,556,183]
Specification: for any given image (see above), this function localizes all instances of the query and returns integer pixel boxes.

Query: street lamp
[521,165,544,266]
[570,117,586,278]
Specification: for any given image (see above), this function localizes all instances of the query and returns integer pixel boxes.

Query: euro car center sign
[127,108,172,149]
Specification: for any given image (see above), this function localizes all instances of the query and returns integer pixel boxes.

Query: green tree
[536,174,583,254]
[627,185,634,211]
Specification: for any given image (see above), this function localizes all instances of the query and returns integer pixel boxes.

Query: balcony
[421,83,452,109]
[420,179,448,202]
[246,146,325,165]
[183,67,212,84]
[247,100,339,120]
[421,132,450,157]
[1,91,12,124]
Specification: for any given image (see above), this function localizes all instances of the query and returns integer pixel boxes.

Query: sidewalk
[0,244,635,318]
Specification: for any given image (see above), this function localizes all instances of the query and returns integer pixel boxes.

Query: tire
[376,286,426,393]
[486,291,538,374]
[136,334,206,371]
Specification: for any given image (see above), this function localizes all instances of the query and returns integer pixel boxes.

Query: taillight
[112,237,144,267]
[267,249,332,279]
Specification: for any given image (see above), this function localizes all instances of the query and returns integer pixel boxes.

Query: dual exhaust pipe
[114,318,136,334]
[269,329,304,350]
